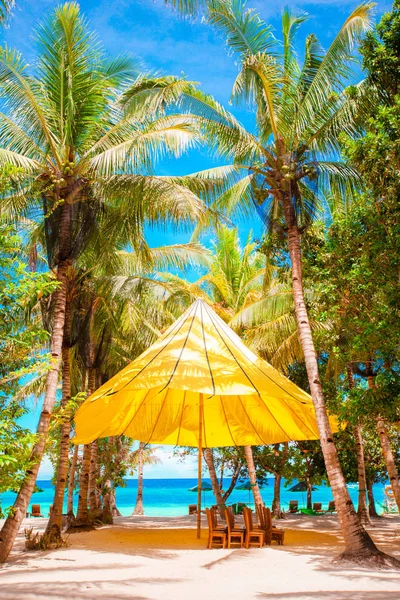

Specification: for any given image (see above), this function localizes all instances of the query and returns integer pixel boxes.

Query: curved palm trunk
[110,488,122,517]
[0,256,69,563]
[375,417,400,512]
[367,479,380,519]
[133,442,145,515]
[204,448,225,518]
[366,373,400,511]
[346,365,371,526]
[221,460,242,505]
[67,444,79,514]
[282,204,384,562]
[244,445,263,506]
[46,297,72,535]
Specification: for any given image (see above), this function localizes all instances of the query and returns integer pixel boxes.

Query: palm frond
[207,0,275,57]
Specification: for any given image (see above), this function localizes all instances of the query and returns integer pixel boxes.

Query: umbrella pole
[197,393,204,539]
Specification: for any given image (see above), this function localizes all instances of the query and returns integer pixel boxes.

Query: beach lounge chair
[288,500,299,513]
[29,504,44,518]
[188,504,197,515]
[206,508,226,549]
[326,500,336,513]
[264,507,285,545]
[313,502,323,513]
[243,507,264,548]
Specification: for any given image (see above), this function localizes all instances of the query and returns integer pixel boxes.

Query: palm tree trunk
[244,446,263,506]
[367,479,380,519]
[46,296,72,535]
[74,366,96,528]
[110,487,122,517]
[204,448,225,518]
[88,440,100,516]
[67,445,79,514]
[75,444,92,526]
[366,372,400,511]
[355,424,371,526]
[375,417,400,511]
[282,202,384,562]
[272,473,282,517]
[0,255,69,563]
[133,442,145,515]
[306,476,312,510]
[346,365,371,526]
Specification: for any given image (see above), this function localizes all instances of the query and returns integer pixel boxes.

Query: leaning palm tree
[0,2,213,562]
[169,0,396,565]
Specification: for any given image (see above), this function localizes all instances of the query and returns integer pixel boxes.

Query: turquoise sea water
[0,478,388,517]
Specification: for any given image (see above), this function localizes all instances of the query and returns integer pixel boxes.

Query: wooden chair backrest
[263,506,272,544]
[256,503,264,528]
[31,505,41,515]
[328,500,335,510]
[242,507,250,532]
[227,506,234,526]
[206,508,214,532]
[224,507,233,533]
[264,507,272,529]
[313,502,322,511]
[243,507,255,531]
[210,507,218,529]
[289,500,298,509]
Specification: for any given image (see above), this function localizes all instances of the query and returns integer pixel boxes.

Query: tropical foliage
[0,0,400,569]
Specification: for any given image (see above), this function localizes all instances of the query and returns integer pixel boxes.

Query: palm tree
[199,226,266,506]
[169,0,395,565]
[0,2,213,562]
[0,0,14,24]
[131,443,161,516]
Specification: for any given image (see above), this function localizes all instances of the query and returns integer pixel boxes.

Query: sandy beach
[0,513,399,600]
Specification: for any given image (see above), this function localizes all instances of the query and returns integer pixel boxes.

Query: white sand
[0,513,399,600]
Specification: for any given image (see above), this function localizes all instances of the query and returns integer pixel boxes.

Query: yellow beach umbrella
[73,298,334,536]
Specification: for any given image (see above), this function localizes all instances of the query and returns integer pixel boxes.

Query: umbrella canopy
[188,483,213,492]
[74,298,336,447]
[288,481,318,492]
[235,480,263,491]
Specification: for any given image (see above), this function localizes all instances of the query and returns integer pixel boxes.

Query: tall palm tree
[169,0,394,564]
[199,226,266,506]
[0,2,213,562]
[131,443,161,516]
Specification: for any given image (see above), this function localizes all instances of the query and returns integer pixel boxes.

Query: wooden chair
[224,507,245,548]
[243,507,264,549]
[210,506,227,532]
[313,502,323,513]
[288,500,299,513]
[30,504,44,518]
[206,508,226,549]
[327,500,336,513]
[255,503,265,528]
[264,507,285,545]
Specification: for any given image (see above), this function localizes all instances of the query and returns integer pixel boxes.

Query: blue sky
[5,0,390,477]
